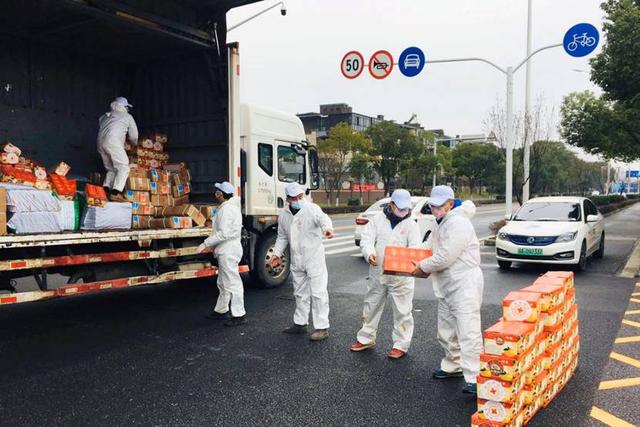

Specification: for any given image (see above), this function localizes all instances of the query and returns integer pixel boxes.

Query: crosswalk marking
[326,246,361,256]
[324,240,355,249]
[322,233,360,256]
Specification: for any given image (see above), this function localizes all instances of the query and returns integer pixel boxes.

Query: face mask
[391,205,409,218]
[290,199,306,210]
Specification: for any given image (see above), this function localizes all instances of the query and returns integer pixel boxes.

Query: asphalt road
[0,203,637,426]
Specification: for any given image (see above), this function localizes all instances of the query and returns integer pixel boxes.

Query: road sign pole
[523,0,533,203]
[505,66,514,217]
[433,138,437,187]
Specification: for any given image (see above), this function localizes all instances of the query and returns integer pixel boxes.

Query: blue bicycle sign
[563,23,599,57]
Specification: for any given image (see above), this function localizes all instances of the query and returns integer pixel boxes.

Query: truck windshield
[278,145,306,184]
[513,202,581,222]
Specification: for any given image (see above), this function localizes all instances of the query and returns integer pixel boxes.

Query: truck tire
[252,232,290,288]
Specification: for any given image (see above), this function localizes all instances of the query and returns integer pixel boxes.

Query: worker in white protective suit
[350,189,421,359]
[198,181,246,327]
[271,182,334,341]
[97,97,138,202]
[411,185,483,395]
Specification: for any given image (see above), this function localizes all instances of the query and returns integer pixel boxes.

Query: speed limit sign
[341,51,364,79]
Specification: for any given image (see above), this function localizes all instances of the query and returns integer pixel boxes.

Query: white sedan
[495,196,605,271]
[354,196,436,247]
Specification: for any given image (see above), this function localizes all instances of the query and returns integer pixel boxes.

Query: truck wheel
[252,233,290,288]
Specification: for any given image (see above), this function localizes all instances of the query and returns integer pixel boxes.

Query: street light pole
[433,138,437,187]
[523,0,533,203]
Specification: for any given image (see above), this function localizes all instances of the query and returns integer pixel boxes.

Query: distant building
[429,129,497,148]
[297,103,386,142]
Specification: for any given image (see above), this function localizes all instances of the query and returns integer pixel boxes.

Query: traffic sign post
[563,23,599,57]
[368,50,394,80]
[341,51,365,79]
[398,46,425,77]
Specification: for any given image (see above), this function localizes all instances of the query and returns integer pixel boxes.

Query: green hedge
[590,195,627,206]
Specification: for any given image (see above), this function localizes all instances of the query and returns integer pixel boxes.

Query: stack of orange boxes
[126,132,170,169]
[471,271,579,426]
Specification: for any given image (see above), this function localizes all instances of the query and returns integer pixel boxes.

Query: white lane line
[351,253,363,258]
[326,246,361,256]
[324,240,356,249]
[476,208,505,216]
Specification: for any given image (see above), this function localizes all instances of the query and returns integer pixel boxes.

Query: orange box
[538,271,574,289]
[543,341,563,371]
[564,288,576,314]
[1,152,19,165]
[544,322,563,348]
[524,353,545,386]
[149,216,192,229]
[150,181,171,195]
[542,379,563,408]
[171,183,191,198]
[478,375,526,403]
[483,321,536,357]
[503,291,542,323]
[131,202,154,216]
[382,246,433,276]
[85,184,107,207]
[477,393,526,424]
[471,410,525,427]
[51,161,70,176]
[149,169,170,183]
[128,167,149,179]
[523,371,548,405]
[519,283,564,312]
[533,332,548,358]
[562,304,578,336]
[3,142,21,156]
[541,303,563,329]
[523,395,542,425]
[479,348,534,382]
[131,215,152,229]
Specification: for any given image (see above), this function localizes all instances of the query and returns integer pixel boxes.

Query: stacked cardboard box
[382,246,433,276]
[126,133,170,169]
[472,271,579,426]
[0,187,6,235]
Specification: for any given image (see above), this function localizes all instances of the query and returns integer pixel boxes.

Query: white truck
[0,0,318,304]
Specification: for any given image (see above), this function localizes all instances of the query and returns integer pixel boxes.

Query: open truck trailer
[0,0,320,305]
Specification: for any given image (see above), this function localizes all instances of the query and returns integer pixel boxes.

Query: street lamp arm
[227,1,284,32]
[514,43,563,73]
[425,57,507,75]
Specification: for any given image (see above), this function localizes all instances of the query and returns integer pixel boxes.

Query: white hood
[451,200,476,220]
[501,220,580,236]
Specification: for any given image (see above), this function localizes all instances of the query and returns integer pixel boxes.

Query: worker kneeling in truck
[271,182,334,341]
[97,97,139,202]
[198,182,246,327]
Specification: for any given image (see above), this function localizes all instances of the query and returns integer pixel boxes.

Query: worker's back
[97,111,137,145]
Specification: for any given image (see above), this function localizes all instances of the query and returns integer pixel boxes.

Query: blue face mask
[290,199,306,210]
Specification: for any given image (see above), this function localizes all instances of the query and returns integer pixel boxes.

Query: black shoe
[282,324,308,334]
[205,311,229,320]
[224,316,247,327]
[432,369,464,379]
[462,382,477,394]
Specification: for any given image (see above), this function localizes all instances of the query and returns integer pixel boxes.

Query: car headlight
[498,232,510,240]
[555,232,577,243]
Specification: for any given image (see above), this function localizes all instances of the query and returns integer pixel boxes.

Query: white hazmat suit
[358,210,421,352]
[419,201,484,383]
[204,197,245,317]
[273,201,333,330]
[97,101,138,192]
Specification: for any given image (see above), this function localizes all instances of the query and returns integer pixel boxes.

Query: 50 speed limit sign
[341,51,365,79]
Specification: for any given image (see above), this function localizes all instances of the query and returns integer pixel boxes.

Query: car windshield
[512,202,581,222]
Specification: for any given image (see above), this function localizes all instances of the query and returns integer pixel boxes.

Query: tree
[366,121,421,194]
[348,152,375,204]
[451,143,504,195]
[560,0,640,160]
[317,122,371,206]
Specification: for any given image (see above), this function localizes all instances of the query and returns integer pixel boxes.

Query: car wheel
[498,260,511,270]
[594,233,605,259]
[575,241,587,272]
[423,230,431,242]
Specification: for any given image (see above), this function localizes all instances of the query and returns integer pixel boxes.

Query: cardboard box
[126,177,151,191]
[382,246,433,276]
[155,204,206,227]
[199,205,218,219]
[131,202,155,216]
[85,184,107,207]
[1,152,19,165]
[471,410,525,427]
[124,190,150,204]
[50,174,77,199]
[541,271,574,288]
[132,215,152,229]
[479,347,534,382]
[149,169,170,183]
[541,303,562,329]
[171,170,192,186]
[153,141,164,152]
[141,138,154,149]
[172,183,191,198]
[502,291,542,323]
[33,166,47,180]
[150,194,175,207]
[3,142,21,156]
[174,194,189,205]
[523,371,548,405]
[483,321,536,357]
[150,181,171,195]
[51,161,70,176]
[163,162,187,173]
[520,283,564,313]
[477,374,526,404]
[0,212,6,236]
[34,180,51,191]
[477,394,526,424]
[150,216,192,229]
[129,167,149,179]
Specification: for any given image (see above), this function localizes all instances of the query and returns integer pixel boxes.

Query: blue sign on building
[398,47,425,77]
[563,23,599,57]
[626,170,639,178]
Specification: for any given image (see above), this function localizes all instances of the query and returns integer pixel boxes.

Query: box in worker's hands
[382,246,432,276]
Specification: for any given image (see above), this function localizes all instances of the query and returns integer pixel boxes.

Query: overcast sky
[227,0,604,139]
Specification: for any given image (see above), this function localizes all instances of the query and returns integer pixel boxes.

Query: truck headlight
[498,232,510,240]
[555,232,577,243]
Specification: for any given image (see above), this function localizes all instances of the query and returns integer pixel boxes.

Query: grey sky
[227,0,604,138]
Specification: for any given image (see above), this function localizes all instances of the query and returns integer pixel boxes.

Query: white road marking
[324,235,353,242]
[325,246,361,256]
[324,240,356,249]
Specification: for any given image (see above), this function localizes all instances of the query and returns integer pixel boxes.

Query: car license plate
[518,248,544,256]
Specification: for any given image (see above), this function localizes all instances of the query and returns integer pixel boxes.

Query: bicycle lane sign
[368,50,394,80]
[563,23,599,57]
